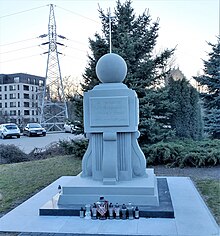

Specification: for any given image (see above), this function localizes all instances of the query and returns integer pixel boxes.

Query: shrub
[28,142,66,160]
[59,138,88,159]
[142,142,184,167]
[0,144,28,164]
[180,140,220,167]
[142,139,220,167]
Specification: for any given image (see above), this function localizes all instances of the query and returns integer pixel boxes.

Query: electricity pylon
[39,4,68,132]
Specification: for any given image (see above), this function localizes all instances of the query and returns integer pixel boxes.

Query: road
[0,132,84,154]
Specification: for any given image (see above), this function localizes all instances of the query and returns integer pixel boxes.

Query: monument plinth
[57,53,159,207]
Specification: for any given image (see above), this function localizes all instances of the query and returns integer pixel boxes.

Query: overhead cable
[0,53,42,63]
[0,45,41,54]
[0,37,37,47]
[56,5,99,24]
[0,5,47,19]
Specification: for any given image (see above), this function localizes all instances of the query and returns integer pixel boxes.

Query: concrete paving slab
[137,218,177,235]
[168,177,219,236]
[0,177,219,236]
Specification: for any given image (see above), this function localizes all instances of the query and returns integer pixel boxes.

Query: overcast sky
[0,0,219,83]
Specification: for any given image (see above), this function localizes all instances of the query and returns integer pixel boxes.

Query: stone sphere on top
[96,53,127,83]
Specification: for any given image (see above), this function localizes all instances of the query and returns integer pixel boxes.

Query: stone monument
[82,53,147,184]
[57,53,159,206]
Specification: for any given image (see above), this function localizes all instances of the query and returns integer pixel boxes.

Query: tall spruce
[194,37,220,138]
[168,77,203,140]
[76,0,175,144]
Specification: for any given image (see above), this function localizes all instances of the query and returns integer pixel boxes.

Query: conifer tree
[75,0,175,144]
[194,37,220,138]
[168,77,203,140]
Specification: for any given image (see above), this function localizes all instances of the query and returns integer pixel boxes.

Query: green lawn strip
[0,155,81,214]
[195,179,220,225]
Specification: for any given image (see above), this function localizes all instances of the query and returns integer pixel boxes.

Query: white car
[64,123,77,134]
[0,123,21,139]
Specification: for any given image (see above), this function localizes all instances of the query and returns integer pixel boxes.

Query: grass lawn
[0,156,219,225]
[0,155,81,214]
[195,179,220,224]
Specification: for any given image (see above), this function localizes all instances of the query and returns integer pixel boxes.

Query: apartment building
[0,73,45,126]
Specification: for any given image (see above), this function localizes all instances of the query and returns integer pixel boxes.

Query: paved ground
[0,133,84,154]
[153,165,220,180]
[3,233,118,236]
[0,168,219,236]
[0,177,219,236]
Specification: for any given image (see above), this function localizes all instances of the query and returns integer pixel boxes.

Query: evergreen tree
[69,93,84,134]
[76,0,175,144]
[194,36,220,138]
[189,86,203,140]
[168,77,203,140]
[204,108,220,138]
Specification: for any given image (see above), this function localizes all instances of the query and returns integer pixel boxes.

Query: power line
[0,5,47,19]
[65,45,88,53]
[0,45,40,54]
[66,38,88,46]
[0,37,38,47]
[56,5,99,24]
[60,54,88,63]
[0,53,42,63]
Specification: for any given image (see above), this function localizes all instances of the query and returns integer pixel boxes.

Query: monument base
[39,169,174,218]
[57,169,158,206]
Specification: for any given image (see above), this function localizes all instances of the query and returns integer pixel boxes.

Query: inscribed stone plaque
[90,96,129,127]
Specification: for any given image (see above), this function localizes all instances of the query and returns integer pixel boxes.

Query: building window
[31,86,34,91]
[14,77,19,83]
[24,110,30,115]
[24,102,29,107]
[18,93,20,99]
[32,94,34,99]
[9,85,16,91]
[5,102,7,108]
[36,87,38,92]
[4,86,7,91]
[24,93,29,99]
[10,110,16,116]
[23,85,29,91]
[9,93,16,99]
[0,103,2,108]
[32,110,34,115]
[0,94,2,100]
[39,80,44,86]
[5,94,7,99]
[32,102,35,107]
[0,86,1,92]
[18,110,21,116]
[10,102,16,107]
[18,102,20,107]
[17,85,20,90]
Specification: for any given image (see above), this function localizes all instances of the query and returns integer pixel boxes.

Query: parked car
[0,123,21,139]
[64,123,77,134]
[23,123,46,137]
